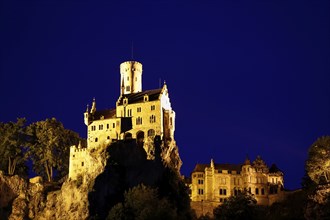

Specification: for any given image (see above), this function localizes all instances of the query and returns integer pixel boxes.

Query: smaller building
[190,156,285,216]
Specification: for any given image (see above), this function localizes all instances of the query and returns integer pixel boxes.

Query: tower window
[82,162,84,166]
[126,86,130,92]
[127,76,129,81]
[99,124,103,130]
[151,105,155,111]
[198,189,204,195]
[95,138,98,142]
[255,188,259,195]
[137,107,141,112]
[107,136,110,140]
[113,123,115,128]
[107,124,109,129]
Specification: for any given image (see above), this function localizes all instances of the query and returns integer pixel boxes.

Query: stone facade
[190,156,285,216]
[69,61,176,180]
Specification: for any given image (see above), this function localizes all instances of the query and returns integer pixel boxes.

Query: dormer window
[144,95,149,102]
[123,98,128,105]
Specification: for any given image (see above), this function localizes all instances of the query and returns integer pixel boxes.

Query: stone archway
[124,132,132,140]
[136,131,145,147]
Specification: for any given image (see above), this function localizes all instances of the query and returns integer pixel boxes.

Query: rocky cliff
[0,137,186,220]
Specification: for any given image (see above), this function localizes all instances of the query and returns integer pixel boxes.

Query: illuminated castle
[69,61,177,179]
[189,156,285,216]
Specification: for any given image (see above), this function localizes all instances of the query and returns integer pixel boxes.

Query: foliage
[213,190,257,220]
[107,184,177,220]
[306,136,330,184]
[27,118,81,182]
[0,118,28,177]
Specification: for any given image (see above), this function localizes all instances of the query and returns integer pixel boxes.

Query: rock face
[0,137,185,220]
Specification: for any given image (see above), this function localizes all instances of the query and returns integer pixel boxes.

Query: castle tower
[120,61,143,95]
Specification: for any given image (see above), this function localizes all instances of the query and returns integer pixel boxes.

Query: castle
[189,156,285,216]
[68,61,176,180]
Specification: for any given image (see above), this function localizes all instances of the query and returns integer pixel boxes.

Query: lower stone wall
[191,201,219,217]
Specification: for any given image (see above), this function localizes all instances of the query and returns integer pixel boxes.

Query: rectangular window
[198,179,203,184]
[137,107,141,112]
[127,109,132,117]
[107,124,109,129]
[81,162,84,166]
[261,188,265,195]
[99,124,103,130]
[126,86,130,91]
[113,123,115,128]
[136,117,142,125]
[150,115,156,123]
[255,188,259,195]
[151,105,155,111]
[198,189,204,195]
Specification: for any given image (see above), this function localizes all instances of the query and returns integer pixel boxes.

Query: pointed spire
[211,158,214,168]
[90,98,96,114]
[85,104,89,113]
[244,154,251,165]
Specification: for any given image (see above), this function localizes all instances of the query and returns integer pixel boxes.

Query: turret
[84,104,90,126]
[120,61,143,95]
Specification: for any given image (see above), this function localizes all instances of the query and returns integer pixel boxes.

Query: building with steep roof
[190,156,285,216]
[69,61,176,179]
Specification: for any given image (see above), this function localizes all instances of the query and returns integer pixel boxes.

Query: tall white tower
[120,61,143,95]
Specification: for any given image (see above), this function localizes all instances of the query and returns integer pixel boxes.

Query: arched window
[148,129,155,137]
[95,138,98,142]
[124,132,132,140]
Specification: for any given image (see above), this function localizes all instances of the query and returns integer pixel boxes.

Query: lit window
[150,115,156,123]
[136,117,142,125]
[127,109,132,117]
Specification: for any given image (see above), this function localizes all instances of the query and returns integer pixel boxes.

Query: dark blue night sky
[1,0,329,190]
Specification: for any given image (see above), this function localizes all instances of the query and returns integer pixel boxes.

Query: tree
[107,184,177,220]
[213,190,257,220]
[27,118,81,182]
[0,118,28,176]
[306,136,330,184]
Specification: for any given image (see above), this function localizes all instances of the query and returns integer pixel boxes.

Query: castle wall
[87,118,120,149]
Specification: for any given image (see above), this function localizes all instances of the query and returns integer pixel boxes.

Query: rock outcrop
[0,137,185,220]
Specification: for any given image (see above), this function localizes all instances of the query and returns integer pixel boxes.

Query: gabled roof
[92,108,116,120]
[193,163,242,173]
[117,88,163,105]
